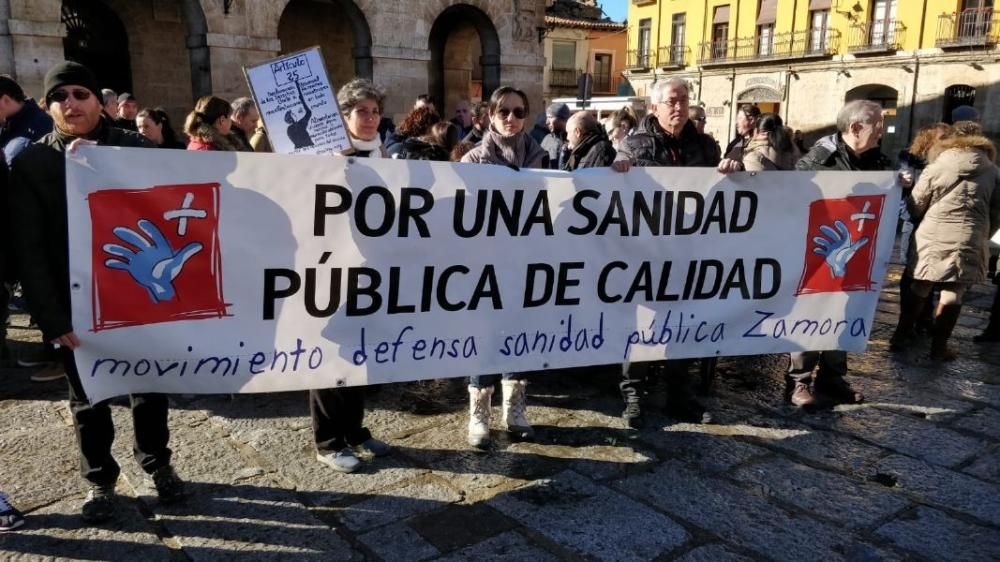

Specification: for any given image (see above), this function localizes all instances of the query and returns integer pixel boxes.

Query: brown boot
[890,292,928,352]
[930,303,962,361]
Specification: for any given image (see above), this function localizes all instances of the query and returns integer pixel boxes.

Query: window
[552,41,576,70]
[670,13,686,63]
[871,0,898,46]
[593,53,613,93]
[638,18,652,66]
[712,6,730,59]
[756,0,776,56]
[959,0,994,38]
[809,9,830,52]
[757,24,774,55]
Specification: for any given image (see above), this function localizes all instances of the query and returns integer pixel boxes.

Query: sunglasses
[48,89,92,104]
[497,107,526,119]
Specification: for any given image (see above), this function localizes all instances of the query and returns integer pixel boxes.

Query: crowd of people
[0,60,997,532]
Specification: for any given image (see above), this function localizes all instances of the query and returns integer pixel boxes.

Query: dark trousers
[63,349,171,486]
[309,387,371,454]
[787,350,847,383]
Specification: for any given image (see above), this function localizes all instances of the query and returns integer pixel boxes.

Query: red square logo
[89,183,229,331]
[796,195,885,295]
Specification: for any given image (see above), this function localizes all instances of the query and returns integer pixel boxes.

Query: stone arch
[278,0,373,88]
[737,86,783,103]
[845,84,898,109]
[61,0,133,93]
[943,84,976,123]
[428,4,501,115]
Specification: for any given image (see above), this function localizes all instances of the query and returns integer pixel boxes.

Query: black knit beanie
[43,61,101,102]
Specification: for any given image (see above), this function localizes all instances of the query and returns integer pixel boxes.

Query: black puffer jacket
[10,119,153,340]
[795,133,891,172]
[616,114,721,167]
[564,132,616,170]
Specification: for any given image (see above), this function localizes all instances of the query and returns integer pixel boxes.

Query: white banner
[243,47,352,155]
[67,147,899,402]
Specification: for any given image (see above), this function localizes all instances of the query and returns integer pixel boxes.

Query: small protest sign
[243,47,352,155]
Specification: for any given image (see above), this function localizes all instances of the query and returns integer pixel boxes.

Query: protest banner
[67,147,899,402]
[243,46,352,155]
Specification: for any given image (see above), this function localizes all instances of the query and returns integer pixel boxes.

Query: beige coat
[907,135,1000,284]
[740,136,797,171]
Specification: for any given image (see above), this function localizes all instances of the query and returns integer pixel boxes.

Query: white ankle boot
[501,379,534,440]
[467,385,493,448]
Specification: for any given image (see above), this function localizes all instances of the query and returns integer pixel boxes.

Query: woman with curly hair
[388,106,441,158]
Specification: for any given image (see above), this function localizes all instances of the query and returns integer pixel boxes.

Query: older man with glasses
[9,61,186,524]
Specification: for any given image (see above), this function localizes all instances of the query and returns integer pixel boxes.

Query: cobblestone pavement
[2,266,999,561]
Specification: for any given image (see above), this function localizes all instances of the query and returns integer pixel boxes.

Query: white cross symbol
[850,201,876,232]
[163,192,207,236]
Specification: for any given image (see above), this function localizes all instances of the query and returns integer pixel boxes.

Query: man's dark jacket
[564,132,616,171]
[617,114,721,167]
[795,133,891,172]
[0,101,53,165]
[10,119,153,340]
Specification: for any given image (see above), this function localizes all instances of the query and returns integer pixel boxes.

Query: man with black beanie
[9,61,185,524]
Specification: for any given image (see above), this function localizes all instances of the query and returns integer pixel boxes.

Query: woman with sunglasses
[308,78,392,474]
[184,96,236,151]
[460,87,543,449]
[460,87,547,170]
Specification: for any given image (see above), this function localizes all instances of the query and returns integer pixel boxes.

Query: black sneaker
[81,484,117,523]
[152,465,186,504]
[0,492,25,531]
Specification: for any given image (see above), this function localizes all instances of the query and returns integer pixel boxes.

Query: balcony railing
[657,44,690,68]
[626,49,653,70]
[590,74,623,95]
[936,8,999,48]
[549,67,579,88]
[697,29,840,64]
[848,20,905,53]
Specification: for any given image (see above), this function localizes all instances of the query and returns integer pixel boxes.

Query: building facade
[542,0,627,105]
[0,0,547,124]
[625,0,1000,159]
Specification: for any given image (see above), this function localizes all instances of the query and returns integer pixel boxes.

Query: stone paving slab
[433,531,561,562]
[871,454,1000,527]
[672,544,756,562]
[0,496,175,561]
[358,520,440,561]
[813,407,986,468]
[962,444,1000,484]
[875,506,1000,562]
[731,457,910,529]
[615,460,888,561]
[488,470,690,561]
[949,406,1000,441]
